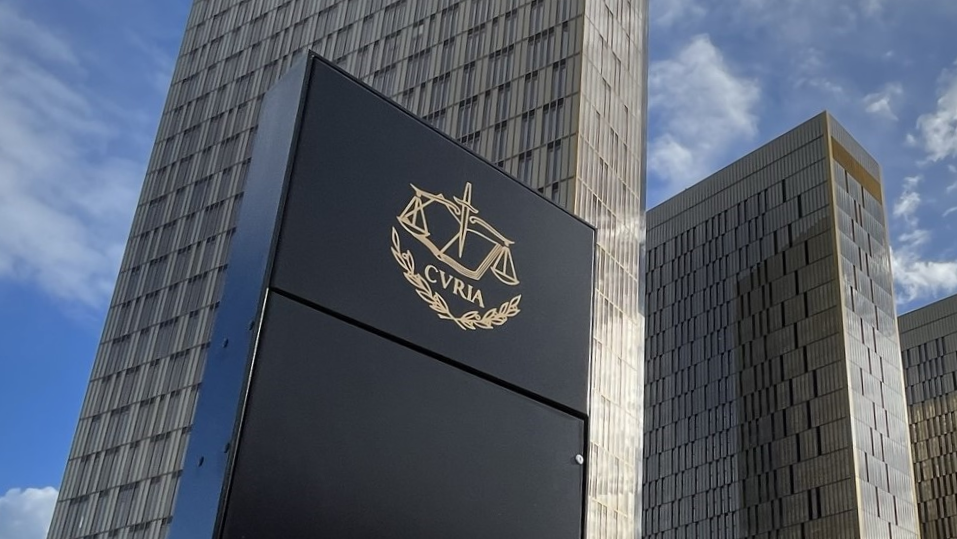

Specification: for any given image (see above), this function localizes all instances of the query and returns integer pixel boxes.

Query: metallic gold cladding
[831,140,883,204]
[48,1,648,538]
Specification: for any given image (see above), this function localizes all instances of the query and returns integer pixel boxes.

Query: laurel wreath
[391,227,521,330]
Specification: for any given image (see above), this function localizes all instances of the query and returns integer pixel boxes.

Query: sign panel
[272,59,594,412]
[222,293,587,539]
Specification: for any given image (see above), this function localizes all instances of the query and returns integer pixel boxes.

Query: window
[517,151,533,183]
[460,131,481,152]
[426,110,448,132]
[405,49,432,87]
[551,61,567,100]
[492,122,508,162]
[332,25,351,59]
[457,98,479,137]
[526,29,554,71]
[529,0,545,33]
[470,0,489,25]
[524,71,539,111]
[429,74,451,111]
[112,484,137,529]
[541,99,565,143]
[439,5,459,39]
[465,25,485,61]
[372,65,397,94]
[546,141,563,182]
[488,46,513,86]
[439,39,455,73]
[381,32,400,64]
[496,83,511,122]
[460,62,476,96]
[520,112,536,151]
[503,10,516,42]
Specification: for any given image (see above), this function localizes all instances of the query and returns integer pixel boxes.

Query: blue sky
[0,1,190,537]
[1,0,957,537]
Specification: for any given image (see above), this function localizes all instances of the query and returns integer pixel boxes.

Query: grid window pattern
[642,113,919,538]
[900,294,957,539]
[575,0,647,536]
[48,1,648,539]
[831,131,920,539]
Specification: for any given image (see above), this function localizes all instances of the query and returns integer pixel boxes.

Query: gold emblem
[391,182,521,330]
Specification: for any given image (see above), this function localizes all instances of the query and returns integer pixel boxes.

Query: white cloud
[809,78,846,97]
[893,175,922,222]
[861,0,886,16]
[949,180,957,193]
[899,227,931,247]
[863,82,903,121]
[653,0,706,27]
[890,175,957,302]
[0,4,77,65]
[893,190,921,220]
[734,0,860,43]
[648,35,760,191]
[0,487,58,539]
[943,206,957,217]
[893,251,957,303]
[916,61,957,162]
[0,5,142,307]
[738,0,884,25]
[790,48,848,99]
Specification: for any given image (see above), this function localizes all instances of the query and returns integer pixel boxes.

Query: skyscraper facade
[47,1,648,538]
[642,113,920,538]
[900,293,957,539]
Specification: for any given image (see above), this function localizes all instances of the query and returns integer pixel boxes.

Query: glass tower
[900,293,957,539]
[642,113,920,538]
[46,1,648,538]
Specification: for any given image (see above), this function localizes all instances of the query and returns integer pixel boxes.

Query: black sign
[273,58,593,413]
[168,53,595,539]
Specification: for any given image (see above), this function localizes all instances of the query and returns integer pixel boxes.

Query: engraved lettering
[440,270,454,289]
[422,265,487,306]
[424,265,439,284]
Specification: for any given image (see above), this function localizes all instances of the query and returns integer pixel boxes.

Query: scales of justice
[397,182,519,286]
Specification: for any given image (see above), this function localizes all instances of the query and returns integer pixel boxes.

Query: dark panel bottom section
[221,291,586,539]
